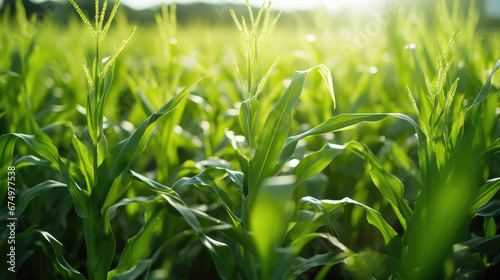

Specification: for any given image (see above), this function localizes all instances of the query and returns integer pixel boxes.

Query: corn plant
[0,0,201,279]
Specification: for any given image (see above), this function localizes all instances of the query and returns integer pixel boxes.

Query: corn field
[1,0,500,279]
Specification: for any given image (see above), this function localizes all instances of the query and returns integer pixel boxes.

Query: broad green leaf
[279,114,429,186]
[286,252,349,280]
[475,200,500,217]
[1,134,89,219]
[134,86,155,116]
[453,235,500,269]
[131,172,216,232]
[249,65,333,204]
[200,235,239,280]
[479,138,500,160]
[226,169,245,191]
[279,114,387,164]
[102,174,132,211]
[37,230,87,280]
[289,232,348,257]
[467,59,500,108]
[15,225,39,244]
[160,192,227,232]
[316,64,336,108]
[109,224,240,279]
[239,101,251,143]
[130,170,183,202]
[16,180,65,217]
[109,196,157,220]
[251,176,296,279]
[293,143,344,187]
[285,209,331,246]
[109,242,166,280]
[462,59,500,133]
[72,134,94,191]
[287,234,366,280]
[108,203,165,278]
[300,196,403,257]
[172,168,241,225]
[347,141,412,231]
[469,178,500,214]
[14,155,53,170]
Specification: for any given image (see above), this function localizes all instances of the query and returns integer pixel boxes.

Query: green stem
[93,38,100,184]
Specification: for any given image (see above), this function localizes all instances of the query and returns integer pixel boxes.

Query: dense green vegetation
[1,0,500,279]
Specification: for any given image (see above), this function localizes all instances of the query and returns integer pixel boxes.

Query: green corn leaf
[15,180,65,217]
[469,178,500,214]
[286,252,349,280]
[239,101,251,140]
[286,234,369,280]
[72,134,94,191]
[346,141,412,231]
[463,59,500,130]
[226,169,245,191]
[134,86,155,116]
[130,170,183,201]
[474,200,500,217]
[102,174,132,211]
[251,176,296,278]
[249,65,333,204]
[14,155,53,170]
[294,198,343,242]
[316,64,336,108]
[200,235,240,280]
[162,191,229,228]
[93,78,202,209]
[279,113,427,164]
[109,246,163,280]
[453,235,500,269]
[132,173,232,237]
[0,134,90,219]
[278,113,430,192]
[240,100,260,147]
[286,136,412,232]
[293,143,344,187]
[109,225,242,280]
[37,230,87,280]
[173,168,241,226]
[249,69,309,201]
[15,225,39,244]
[467,59,500,108]
[285,210,331,246]
[289,232,348,257]
[478,138,500,160]
[109,196,157,220]
[108,203,165,278]
[300,196,403,257]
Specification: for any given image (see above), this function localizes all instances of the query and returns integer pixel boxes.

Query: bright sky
[21,0,386,11]
[121,0,385,11]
